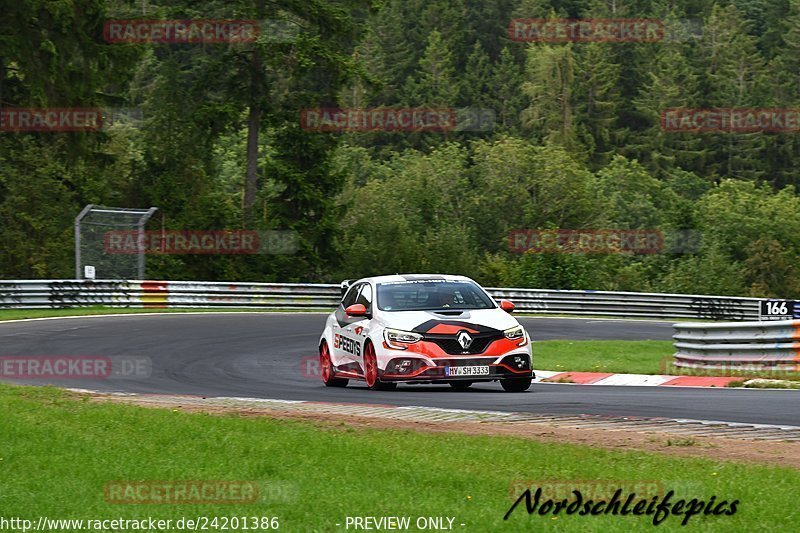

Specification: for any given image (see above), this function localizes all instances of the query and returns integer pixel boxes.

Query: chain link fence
[74,205,158,280]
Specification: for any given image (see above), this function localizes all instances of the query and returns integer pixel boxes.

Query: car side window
[342,284,361,308]
[355,283,372,311]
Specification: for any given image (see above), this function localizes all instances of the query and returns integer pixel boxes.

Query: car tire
[363,342,396,391]
[320,341,348,388]
[501,377,532,392]
[449,381,473,391]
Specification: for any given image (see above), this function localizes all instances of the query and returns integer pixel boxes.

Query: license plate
[446,366,490,377]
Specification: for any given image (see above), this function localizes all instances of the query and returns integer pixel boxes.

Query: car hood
[376,308,519,333]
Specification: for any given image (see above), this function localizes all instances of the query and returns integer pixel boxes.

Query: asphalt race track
[1,313,798,427]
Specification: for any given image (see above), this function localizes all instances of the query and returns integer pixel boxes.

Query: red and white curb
[534,370,744,388]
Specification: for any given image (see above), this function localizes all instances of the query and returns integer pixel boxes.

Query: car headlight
[504,326,525,340]
[384,328,423,349]
[504,326,528,346]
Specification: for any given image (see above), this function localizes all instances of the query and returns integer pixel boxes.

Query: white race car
[317,274,533,391]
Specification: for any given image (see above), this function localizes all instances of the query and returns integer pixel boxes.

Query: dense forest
[2,0,800,297]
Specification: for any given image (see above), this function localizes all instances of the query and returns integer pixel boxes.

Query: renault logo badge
[457,331,473,350]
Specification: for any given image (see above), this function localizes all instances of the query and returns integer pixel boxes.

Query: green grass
[0,306,327,321]
[736,380,800,389]
[533,340,800,382]
[1,383,798,531]
[533,340,673,375]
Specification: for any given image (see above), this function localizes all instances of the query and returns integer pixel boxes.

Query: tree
[697,3,769,180]
[762,0,800,188]
[695,179,800,262]
[335,143,482,279]
[572,42,621,167]
[490,46,526,132]
[407,30,459,106]
[631,37,704,175]
[744,238,800,297]
[520,42,580,151]
[418,0,472,70]
[468,137,602,253]
[466,0,518,58]
[595,155,680,229]
[460,42,492,108]
[0,0,142,277]
[354,0,419,105]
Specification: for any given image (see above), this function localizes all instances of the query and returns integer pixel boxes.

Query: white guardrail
[0,279,761,321]
[673,320,800,371]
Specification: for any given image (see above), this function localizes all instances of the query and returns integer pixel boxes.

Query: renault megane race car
[318,274,533,391]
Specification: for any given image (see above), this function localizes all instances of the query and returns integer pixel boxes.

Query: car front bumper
[380,353,533,382]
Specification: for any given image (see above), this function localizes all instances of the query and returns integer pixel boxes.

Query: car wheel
[363,342,396,391]
[320,341,348,387]
[501,378,532,392]
[449,381,473,391]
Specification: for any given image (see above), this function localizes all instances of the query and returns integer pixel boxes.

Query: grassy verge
[533,340,800,382]
[533,340,673,375]
[729,379,800,389]
[1,383,799,531]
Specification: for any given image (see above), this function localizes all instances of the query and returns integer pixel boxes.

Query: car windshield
[377,280,495,312]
